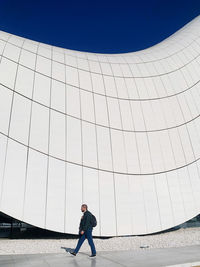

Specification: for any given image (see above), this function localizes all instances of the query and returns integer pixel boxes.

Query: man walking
[70,204,97,257]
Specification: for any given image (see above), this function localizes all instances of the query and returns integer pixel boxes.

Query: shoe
[89,254,96,257]
[70,251,76,256]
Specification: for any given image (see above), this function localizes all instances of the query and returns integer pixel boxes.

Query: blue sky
[0,0,200,53]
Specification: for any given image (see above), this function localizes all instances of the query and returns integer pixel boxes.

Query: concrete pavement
[0,245,200,267]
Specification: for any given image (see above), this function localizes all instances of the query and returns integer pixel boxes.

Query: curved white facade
[0,16,200,237]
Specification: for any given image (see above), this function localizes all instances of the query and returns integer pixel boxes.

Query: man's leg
[73,233,86,254]
[86,229,96,255]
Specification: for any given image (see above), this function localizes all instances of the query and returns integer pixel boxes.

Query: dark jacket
[79,210,93,232]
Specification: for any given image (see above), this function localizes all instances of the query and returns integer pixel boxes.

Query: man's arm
[78,215,84,233]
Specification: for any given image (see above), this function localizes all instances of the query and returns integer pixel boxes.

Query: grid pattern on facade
[0,16,200,236]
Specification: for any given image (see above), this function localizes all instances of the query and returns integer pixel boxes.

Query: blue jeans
[74,228,96,255]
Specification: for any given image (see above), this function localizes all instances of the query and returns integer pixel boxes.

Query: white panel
[9,34,24,47]
[190,60,200,84]
[80,90,95,122]
[119,99,134,130]
[129,175,147,234]
[141,101,156,130]
[23,40,38,53]
[162,97,180,128]
[120,64,132,77]
[65,54,77,67]
[89,61,101,73]
[125,78,139,99]
[115,77,128,98]
[178,125,194,163]
[129,63,141,77]
[91,73,105,94]
[3,43,20,62]
[0,40,6,55]
[77,58,89,71]
[188,163,200,210]
[152,76,167,98]
[124,131,140,173]
[185,89,199,119]
[66,66,79,87]
[142,175,161,232]
[188,120,200,159]
[159,131,176,170]
[135,78,149,99]
[36,55,51,76]
[65,163,82,234]
[189,84,200,114]
[23,149,48,228]
[137,63,149,77]
[0,85,12,134]
[0,31,10,41]
[170,97,185,125]
[111,129,127,173]
[154,61,166,76]
[99,171,116,236]
[66,85,80,118]
[177,93,192,122]
[96,126,112,171]
[0,57,17,88]
[130,101,146,131]
[169,128,186,167]
[20,49,36,69]
[194,117,200,157]
[167,170,185,225]
[83,167,100,236]
[136,132,152,174]
[38,45,51,58]
[1,140,27,219]
[100,62,112,75]
[9,94,31,145]
[49,110,65,160]
[150,100,166,130]
[15,65,34,98]
[115,173,132,235]
[168,70,187,94]
[143,77,158,98]
[52,61,65,82]
[51,80,65,113]
[104,76,117,97]
[160,75,175,95]
[82,121,97,168]
[79,70,92,91]
[148,131,165,173]
[111,63,122,77]
[0,135,8,201]
[107,97,121,129]
[181,64,194,88]
[30,103,49,153]
[23,39,38,53]
[33,73,51,106]
[52,50,64,63]
[177,167,196,219]
[155,173,174,229]
[94,94,109,126]
[66,117,82,164]
[46,157,65,232]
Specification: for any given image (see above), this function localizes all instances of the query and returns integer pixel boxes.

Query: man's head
[81,204,88,212]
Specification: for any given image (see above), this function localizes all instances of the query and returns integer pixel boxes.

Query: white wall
[0,16,200,236]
